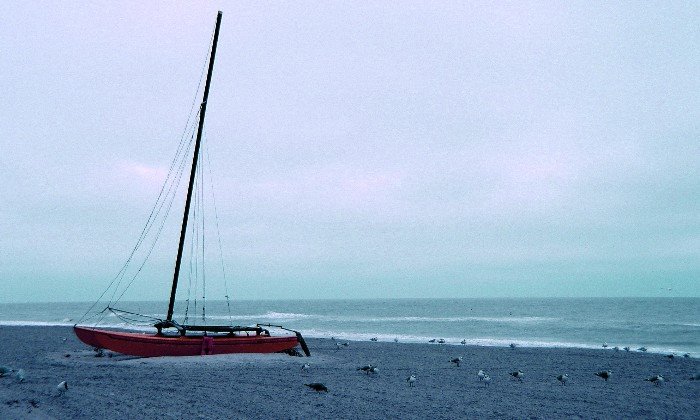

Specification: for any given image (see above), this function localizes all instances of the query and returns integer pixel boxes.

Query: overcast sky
[1,1,698,303]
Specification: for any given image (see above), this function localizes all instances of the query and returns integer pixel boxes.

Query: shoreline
[1,325,698,419]
[0,321,696,358]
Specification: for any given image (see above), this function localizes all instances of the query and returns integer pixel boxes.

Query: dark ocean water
[0,298,697,356]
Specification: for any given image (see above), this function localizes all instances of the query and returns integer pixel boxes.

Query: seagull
[666,354,675,360]
[450,357,463,367]
[437,339,446,344]
[556,374,568,385]
[477,370,486,381]
[61,337,67,343]
[602,342,608,348]
[623,347,631,352]
[428,339,436,343]
[0,365,13,377]
[510,370,524,381]
[370,337,378,342]
[638,347,647,352]
[613,346,620,352]
[394,338,399,343]
[460,339,466,345]
[305,383,328,392]
[335,342,349,350]
[406,375,416,387]
[509,343,517,349]
[594,370,612,381]
[483,374,491,386]
[56,381,68,395]
[689,373,700,380]
[645,375,664,386]
[357,364,378,375]
[15,369,25,383]
[683,353,690,358]
[301,363,311,373]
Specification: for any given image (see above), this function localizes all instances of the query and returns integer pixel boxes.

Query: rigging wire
[80,25,222,327]
[204,132,234,325]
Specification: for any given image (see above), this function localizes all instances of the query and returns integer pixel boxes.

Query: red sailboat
[74,12,309,358]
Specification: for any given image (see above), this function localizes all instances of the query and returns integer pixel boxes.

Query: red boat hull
[74,326,299,357]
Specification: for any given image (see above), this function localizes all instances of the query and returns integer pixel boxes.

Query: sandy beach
[0,326,698,419]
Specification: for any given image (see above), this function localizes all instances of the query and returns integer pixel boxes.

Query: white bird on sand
[483,374,491,386]
[644,375,664,386]
[301,363,311,373]
[56,381,68,395]
[450,357,463,367]
[594,370,612,381]
[477,370,486,381]
[15,369,25,383]
[510,370,524,381]
[556,374,568,385]
[406,375,416,387]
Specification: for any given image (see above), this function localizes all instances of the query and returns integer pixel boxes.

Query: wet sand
[0,326,698,419]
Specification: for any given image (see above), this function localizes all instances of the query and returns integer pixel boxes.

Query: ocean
[0,298,697,357]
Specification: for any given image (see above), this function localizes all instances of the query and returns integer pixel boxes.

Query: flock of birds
[299,337,698,393]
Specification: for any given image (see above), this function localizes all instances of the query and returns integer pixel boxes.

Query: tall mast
[166,11,222,322]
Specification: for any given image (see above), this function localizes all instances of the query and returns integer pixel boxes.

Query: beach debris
[305,383,328,392]
[428,339,436,343]
[357,364,379,375]
[437,339,446,344]
[483,374,491,386]
[406,375,416,387]
[683,353,690,358]
[450,357,463,367]
[556,374,568,385]
[666,354,675,360]
[509,343,517,349]
[0,365,13,377]
[688,373,700,380]
[638,347,647,352]
[461,339,466,345]
[644,375,664,386]
[55,381,68,396]
[623,347,631,352]
[477,370,486,381]
[602,342,608,348]
[301,363,311,373]
[510,370,524,381]
[370,337,378,342]
[594,370,612,381]
[15,369,25,383]
[61,337,68,343]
